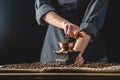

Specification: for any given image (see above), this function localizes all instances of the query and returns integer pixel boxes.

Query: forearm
[42,11,70,29]
[80,0,109,38]
[73,31,91,55]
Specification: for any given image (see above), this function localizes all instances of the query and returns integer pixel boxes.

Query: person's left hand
[73,32,91,64]
[74,54,84,64]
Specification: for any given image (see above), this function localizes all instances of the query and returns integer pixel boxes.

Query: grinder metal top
[53,41,80,64]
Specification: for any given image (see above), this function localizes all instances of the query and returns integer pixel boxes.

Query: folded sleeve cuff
[80,23,98,39]
[36,4,56,26]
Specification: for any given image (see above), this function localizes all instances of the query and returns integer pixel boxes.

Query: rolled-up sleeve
[35,0,56,26]
[80,0,109,38]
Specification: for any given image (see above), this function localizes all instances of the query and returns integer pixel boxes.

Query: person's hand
[74,54,84,64]
[63,22,80,38]
[73,32,91,65]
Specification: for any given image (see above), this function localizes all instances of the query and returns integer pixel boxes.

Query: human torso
[53,0,90,25]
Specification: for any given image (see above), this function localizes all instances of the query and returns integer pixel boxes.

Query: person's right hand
[63,22,80,38]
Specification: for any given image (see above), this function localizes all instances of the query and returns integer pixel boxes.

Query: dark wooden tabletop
[0,72,120,80]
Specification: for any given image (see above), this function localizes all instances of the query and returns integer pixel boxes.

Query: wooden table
[0,72,120,80]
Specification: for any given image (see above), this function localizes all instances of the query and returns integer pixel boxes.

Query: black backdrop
[0,0,47,64]
[102,0,120,63]
[0,0,119,64]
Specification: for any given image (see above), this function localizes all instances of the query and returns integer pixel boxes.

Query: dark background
[0,0,119,64]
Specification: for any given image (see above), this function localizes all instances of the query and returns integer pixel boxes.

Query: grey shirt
[35,0,109,63]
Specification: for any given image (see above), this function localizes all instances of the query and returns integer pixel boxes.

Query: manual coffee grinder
[53,33,83,64]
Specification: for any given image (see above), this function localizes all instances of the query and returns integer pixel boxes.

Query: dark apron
[40,0,108,63]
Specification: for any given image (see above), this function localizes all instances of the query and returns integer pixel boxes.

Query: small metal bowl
[58,42,74,51]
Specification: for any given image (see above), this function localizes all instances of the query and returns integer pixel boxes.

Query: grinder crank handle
[65,31,84,42]
[73,31,84,39]
[76,31,84,38]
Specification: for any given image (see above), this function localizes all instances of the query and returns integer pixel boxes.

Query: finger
[64,25,68,34]
[75,54,82,60]
[75,57,84,64]
[73,30,80,38]
[74,59,84,64]
[75,55,84,64]
[67,25,72,36]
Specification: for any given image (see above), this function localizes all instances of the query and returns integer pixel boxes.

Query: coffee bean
[0,62,119,69]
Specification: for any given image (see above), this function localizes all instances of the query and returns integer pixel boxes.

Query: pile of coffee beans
[0,62,119,69]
